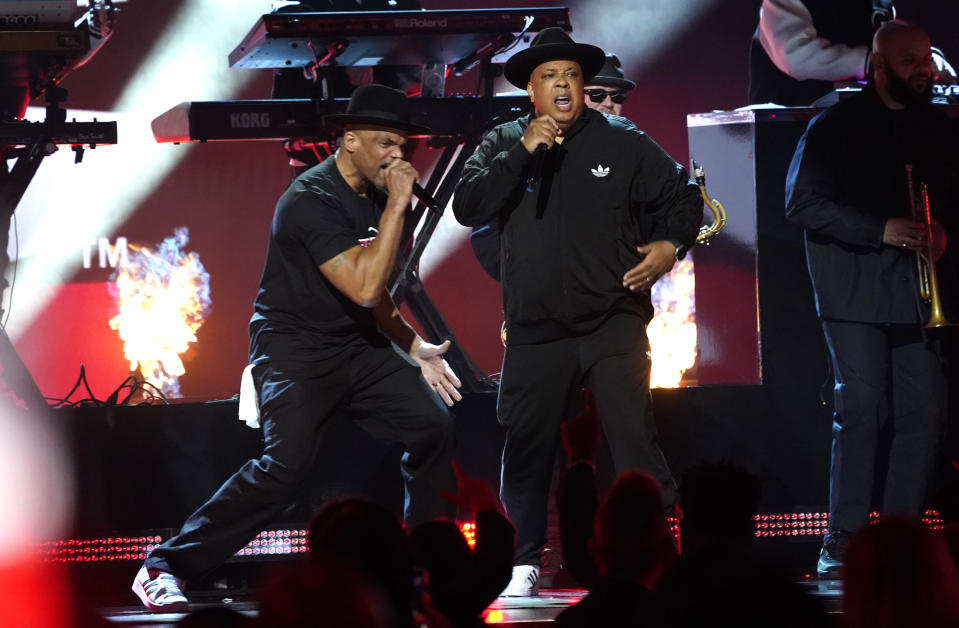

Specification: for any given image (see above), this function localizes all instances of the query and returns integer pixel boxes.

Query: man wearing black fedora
[453,27,702,596]
[132,84,461,612]
[468,52,637,282]
[584,54,635,117]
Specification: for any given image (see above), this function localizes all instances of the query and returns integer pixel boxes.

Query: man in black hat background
[132,84,461,612]
[453,28,702,596]
[584,54,635,117]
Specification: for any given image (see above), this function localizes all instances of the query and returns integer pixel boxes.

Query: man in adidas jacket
[452,28,702,596]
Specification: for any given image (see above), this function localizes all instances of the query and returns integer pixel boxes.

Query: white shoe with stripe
[132,565,188,613]
[499,565,540,597]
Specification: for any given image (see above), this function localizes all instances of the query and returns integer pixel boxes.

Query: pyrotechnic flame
[108,227,211,398]
[648,256,697,388]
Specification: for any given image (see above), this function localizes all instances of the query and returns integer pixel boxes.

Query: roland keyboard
[228,7,571,69]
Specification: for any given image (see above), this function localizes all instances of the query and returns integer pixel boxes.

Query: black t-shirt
[249,157,389,363]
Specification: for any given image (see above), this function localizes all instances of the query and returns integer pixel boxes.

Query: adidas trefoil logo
[591,164,610,178]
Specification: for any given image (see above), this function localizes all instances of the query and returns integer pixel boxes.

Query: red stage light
[29,510,948,562]
[460,521,477,549]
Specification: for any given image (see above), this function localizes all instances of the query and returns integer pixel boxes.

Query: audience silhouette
[842,517,959,628]
[660,461,827,628]
[307,498,416,627]
[554,390,674,627]
[411,460,513,627]
[116,394,959,627]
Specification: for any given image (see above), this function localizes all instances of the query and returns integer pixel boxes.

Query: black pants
[498,313,676,566]
[145,341,455,580]
[822,320,946,533]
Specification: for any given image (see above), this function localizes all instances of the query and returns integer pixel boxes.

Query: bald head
[872,21,929,57]
[871,21,933,109]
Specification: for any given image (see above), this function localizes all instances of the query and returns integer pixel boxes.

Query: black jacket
[785,85,959,323]
[452,108,702,344]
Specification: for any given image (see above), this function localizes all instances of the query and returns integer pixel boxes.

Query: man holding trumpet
[786,20,958,578]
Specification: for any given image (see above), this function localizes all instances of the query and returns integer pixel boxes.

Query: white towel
[238,364,261,429]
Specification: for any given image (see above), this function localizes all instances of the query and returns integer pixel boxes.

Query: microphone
[526,144,547,193]
[412,182,443,215]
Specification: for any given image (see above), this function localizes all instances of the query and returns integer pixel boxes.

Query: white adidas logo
[591,165,610,178]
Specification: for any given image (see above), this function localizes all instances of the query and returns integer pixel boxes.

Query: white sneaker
[499,565,540,597]
[132,565,188,612]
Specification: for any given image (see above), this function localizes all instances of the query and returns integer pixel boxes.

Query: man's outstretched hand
[412,339,463,406]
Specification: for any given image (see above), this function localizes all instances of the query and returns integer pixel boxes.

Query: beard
[884,67,933,107]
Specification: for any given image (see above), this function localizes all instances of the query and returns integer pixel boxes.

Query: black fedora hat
[587,54,636,90]
[504,27,606,89]
[324,84,431,135]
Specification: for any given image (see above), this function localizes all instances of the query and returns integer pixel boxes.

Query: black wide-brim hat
[324,84,431,135]
[504,27,606,89]
[588,54,636,90]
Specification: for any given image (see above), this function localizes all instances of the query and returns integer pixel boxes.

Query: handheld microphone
[526,144,547,193]
[412,182,443,215]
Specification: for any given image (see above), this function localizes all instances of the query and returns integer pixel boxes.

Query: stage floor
[104,590,582,627]
[101,583,842,626]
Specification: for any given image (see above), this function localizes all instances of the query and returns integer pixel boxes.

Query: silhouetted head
[590,470,673,584]
[308,498,413,624]
[410,519,475,621]
[255,559,396,628]
[843,517,959,628]
[677,460,761,555]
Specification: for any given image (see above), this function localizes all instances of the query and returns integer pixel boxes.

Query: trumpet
[692,160,727,245]
[905,164,951,328]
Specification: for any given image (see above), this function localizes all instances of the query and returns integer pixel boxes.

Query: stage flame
[648,255,697,388]
[108,227,211,398]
